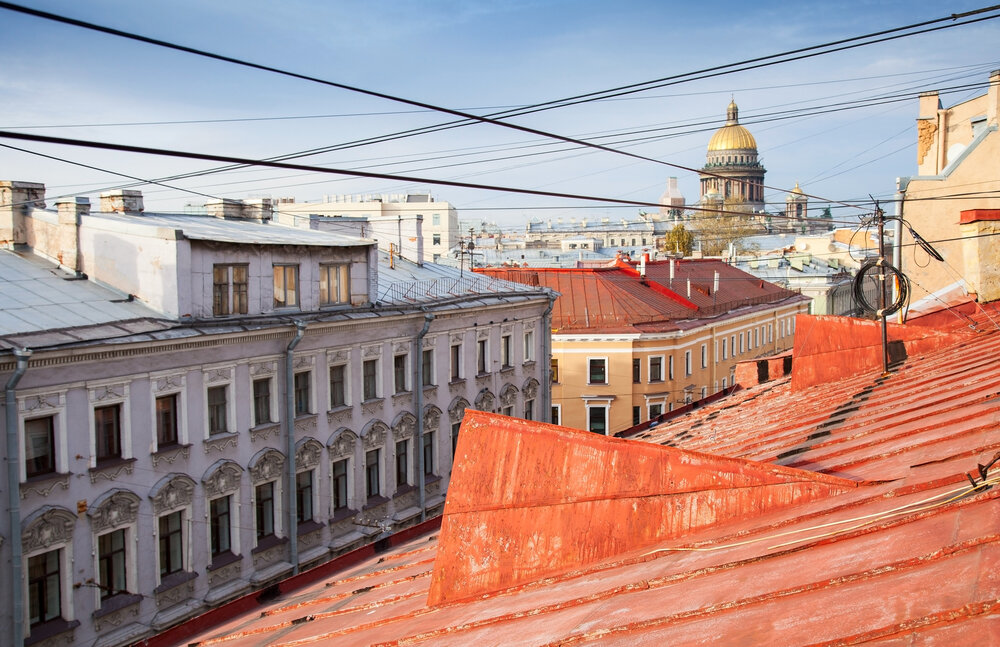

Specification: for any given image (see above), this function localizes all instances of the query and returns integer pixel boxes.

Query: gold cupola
[707,100,757,152]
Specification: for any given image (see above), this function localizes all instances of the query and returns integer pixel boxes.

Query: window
[24,416,55,478]
[273,264,299,308]
[587,406,607,434]
[97,528,127,600]
[94,404,122,463]
[685,351,692,376]
[294,371,311,415]
[551,405,561,425]
[209,496,232,557]
[365,449,381,498]
[524,399,534,421]
[669,355,674,380]
[329,364,347,408]
[722,377,728,389]
[451,422,461,456]
[255,482,275,541]
[502,405,513,416]
[332,459,349,511]
[363,359,379,401]
[158,511,184,577]
[432,214,441,226]
[701,386,708,399]
[523,330,535,362]
[394,354,408,394]
[769,324,773,342]
[701,344,708,368]
[319,263,349,305]
[396,439,410,488]
[296,470,313,523]
[501,335,512,369]
[731,335,736,355]
[155,394,179,447]
[649,403,663,419]
[722,338,728,360]
[432,233,441,245]
[212,264,248,316]
[450,344,462,381]
[252,379,272,426]
[740,332,745,353]
[551,358,559,384]
[477,339,488,374]
[423,431,435,475]
[207,386,228,435]
[589,358,607,384]
[421,349,434,387]
[650,356,663,382]
[633,406,641,426]
[28,549,62,626]
[632,358,641,383]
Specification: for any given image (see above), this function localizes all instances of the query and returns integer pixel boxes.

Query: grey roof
[90,211,374,247]
[0,249,170,343]
[376,251,548,305]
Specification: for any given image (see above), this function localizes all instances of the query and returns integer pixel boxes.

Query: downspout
[413,310,434,522]
[6,348,32,647]
[541,293,556,421]
[284,322,306,575]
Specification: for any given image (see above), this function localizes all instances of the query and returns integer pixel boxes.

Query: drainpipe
[6,348,32,647]
[284,322,306,575]
[413,311,434,522]
[541,294,556,421]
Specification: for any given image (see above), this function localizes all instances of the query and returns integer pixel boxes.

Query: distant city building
[699,100,766,212]
[272,193,461,265]
[0,183,552,646]
[899,69,1000,314]
[479,256,808,435]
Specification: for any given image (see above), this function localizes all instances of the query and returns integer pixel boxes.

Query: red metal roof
[177,305,1000,647]
[477,259,806,332]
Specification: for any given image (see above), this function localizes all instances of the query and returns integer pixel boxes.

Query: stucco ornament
[500,384,519,407]
[202,460,243,497]
[249,448,285,484]
[22,506,76,552]
[328,429,357,459]
[523,378,539,401]
[89,489,140,532]
[449,397,469,423]
[475,389,495,412]
[363,420,388,449]
[296,438,324,469]
[423,406,442,432]
[392,412,416,440]
[150,473,196,513]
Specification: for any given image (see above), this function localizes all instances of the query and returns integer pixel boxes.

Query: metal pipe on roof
[6,347,32,647]
[414,310,434,523]
[284,321,307,575]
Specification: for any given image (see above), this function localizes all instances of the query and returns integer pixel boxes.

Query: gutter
[413,311,434,523]
[284,321,306,575]
[6,347,32,647]
[541,293,557,419]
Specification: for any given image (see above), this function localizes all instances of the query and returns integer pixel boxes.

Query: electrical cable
[852,259,909,317]
[11,3,996,213]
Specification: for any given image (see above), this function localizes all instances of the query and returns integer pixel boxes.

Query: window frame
[212,263,249,317]
[27,548,65,628]
[319,263,350,306]
[295,469,315,524]
[363,358,380,401]
[649,355,664,382]
[684,351,692,376]
[252,377,274,427]
[254,481,277,543]
[329,362,349,408]
[395,439,410,490]
[550,404,562,425]
[393,354,409,394]
[365,448,382,500]
[293,370,312,416]
[332,458,351,512]
[93,402,124,465]
[501,334,512,369]
[209,495,233,559]
[272,263,300,309]
[24,415,56,479]
[586,404,608,435]
[523,330,535,362]
[450,343,462,381]
[206,384,230,437]
[157,509,186,579]
[477,338,489,375]
[421,349,434,387]
[588,357,608,385]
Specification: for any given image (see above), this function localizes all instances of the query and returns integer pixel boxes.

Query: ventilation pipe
[639,254,646,278]
[284,321,306,574]
[6,348,32,647]
[714,271,720,294]
[413,310,434,522]
[687,277,691,298]
[669,259,675,285]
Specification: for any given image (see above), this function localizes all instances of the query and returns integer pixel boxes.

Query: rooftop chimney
[0,180,46,246]
[100,189,144,214]
[54,196,89,272]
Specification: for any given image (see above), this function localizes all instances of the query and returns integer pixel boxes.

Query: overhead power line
[12,3,999,212]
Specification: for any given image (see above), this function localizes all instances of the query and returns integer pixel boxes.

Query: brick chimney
[205,199,244,219]
[55,197,90,272]
[0,181,46,246]
[100,189,144,214]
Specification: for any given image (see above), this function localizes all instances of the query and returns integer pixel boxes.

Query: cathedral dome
[707,100,757,152]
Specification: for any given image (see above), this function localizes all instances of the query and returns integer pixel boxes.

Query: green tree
[690,199,762,256]
[663,223,695,256]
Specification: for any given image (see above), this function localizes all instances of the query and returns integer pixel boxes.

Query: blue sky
[1,0,998,227]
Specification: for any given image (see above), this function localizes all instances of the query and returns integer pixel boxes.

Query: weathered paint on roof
[174,305,1000,647]
[478,258,806,332]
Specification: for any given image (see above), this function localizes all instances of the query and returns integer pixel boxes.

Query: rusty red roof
[477,259,806,332]
[172,305,1000,647]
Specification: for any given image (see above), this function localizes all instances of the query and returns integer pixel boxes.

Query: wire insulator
[853,259,909,316]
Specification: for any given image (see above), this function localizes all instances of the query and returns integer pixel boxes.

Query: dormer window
[273,264,299,309]
[213,264,248,316]
[319,263,349,306]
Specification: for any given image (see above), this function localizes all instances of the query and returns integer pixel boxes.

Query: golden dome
[790,182,803,195]
[707,100,757,152]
